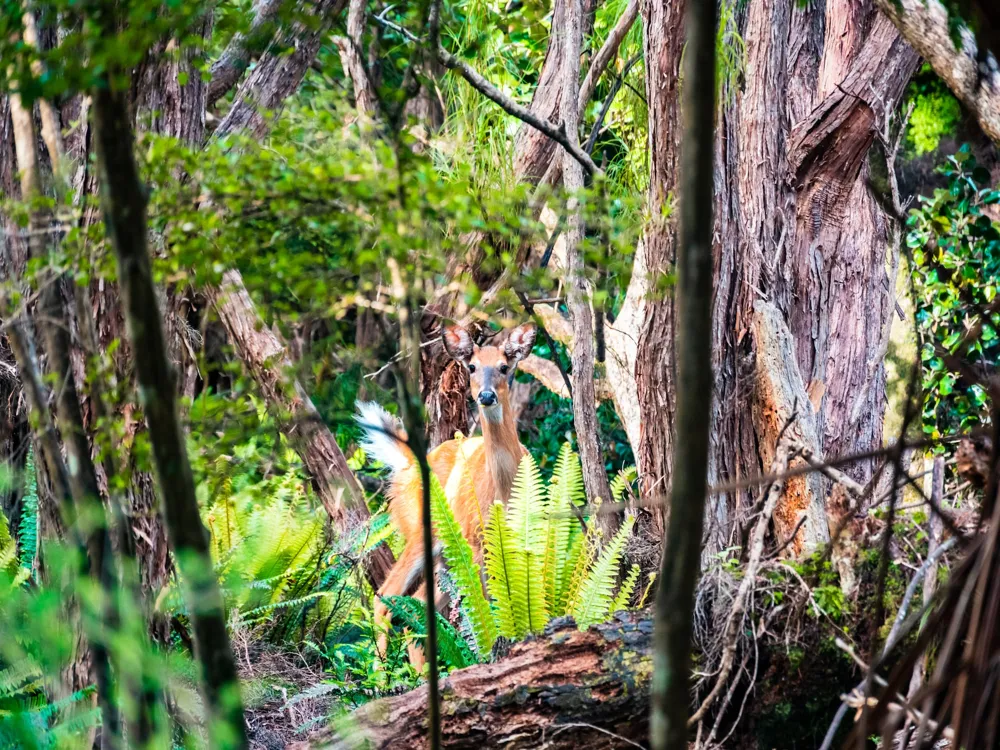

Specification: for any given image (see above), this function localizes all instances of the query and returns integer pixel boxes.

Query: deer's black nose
[478,391,497,407]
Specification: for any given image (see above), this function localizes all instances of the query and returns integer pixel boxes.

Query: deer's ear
[442,325,474,363]
[504,322,537,364]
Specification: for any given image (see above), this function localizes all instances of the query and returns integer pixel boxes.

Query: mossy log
[314,612,653,749]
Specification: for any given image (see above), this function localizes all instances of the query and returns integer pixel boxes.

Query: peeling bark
[705,0,918,559]
[750,301,827,554]
[633,0,684,539]
[314,613,653,750]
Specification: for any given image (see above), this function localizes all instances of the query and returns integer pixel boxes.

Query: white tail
[355,401,410,473]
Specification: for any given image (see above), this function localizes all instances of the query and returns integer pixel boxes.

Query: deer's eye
[499,364,509,375]
[467,364,476,374]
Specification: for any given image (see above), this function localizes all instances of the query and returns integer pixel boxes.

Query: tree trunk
[0,97,30,540]
[312,612,653,750]
[92,78,249,750]
[633,0,685,542]
[207,271,395,587]
[203,9,396,585]
[563,0,615,522]
[649,0,715,746]
[213,0,347,140]
[705,1,918,559]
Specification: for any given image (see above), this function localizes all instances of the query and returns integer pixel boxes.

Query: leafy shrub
[905,64,962,156]
[906,145,1000,438]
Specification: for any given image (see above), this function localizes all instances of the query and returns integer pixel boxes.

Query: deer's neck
[480,392,522,503]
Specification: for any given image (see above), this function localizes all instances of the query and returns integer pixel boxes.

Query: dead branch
[435,47,601,176]
[787,438,866,498]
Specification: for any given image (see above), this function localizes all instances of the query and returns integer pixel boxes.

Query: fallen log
[311,611,653,749]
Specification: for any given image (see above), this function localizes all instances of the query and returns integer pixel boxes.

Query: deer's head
[442,322,536,423]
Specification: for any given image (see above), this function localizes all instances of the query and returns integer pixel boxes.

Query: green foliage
[904,64,962,155]
[382,596,476,671]
[572,515,635,628]
[430,445,637,658]
[428,472,497,655]
[906,145,1000,438]
[520,339,634,475]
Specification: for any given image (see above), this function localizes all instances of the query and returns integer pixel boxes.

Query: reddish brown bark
[633,0,684,540]
[706,1,919,555]
[311,612,653,750]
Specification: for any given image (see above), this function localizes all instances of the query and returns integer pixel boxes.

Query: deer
[355,321,537,667]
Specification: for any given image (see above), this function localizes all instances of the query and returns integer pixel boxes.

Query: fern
[17,448,37,576]
[0,512,17,580]
[610,564,641,615]
[506,454,549,634]
[484,502,520,638]
[382,595,475,671]
[609,465,638,503]
[563,526,597,615]
[437,568,479,659]
[545,444,585,616]
[429,472,497,655]
[573,515,636,628]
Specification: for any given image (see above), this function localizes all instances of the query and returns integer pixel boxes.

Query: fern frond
[16,448,37,575]
[429,473,497,655]
[506,454,549,633]
[484,502,520,638]
[545,443,584,616]
[637,572,657,609]
[382,595,476,671]
[610,564,641,615]
[563,528,596,615]
[438,568,480,659]
[609,466,638,503]
[573,515,635,628]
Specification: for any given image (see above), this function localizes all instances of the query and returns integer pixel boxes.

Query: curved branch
[875,0,1000,144]
[435,47,602,176]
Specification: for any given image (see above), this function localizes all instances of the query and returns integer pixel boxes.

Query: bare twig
[435,47,601,176]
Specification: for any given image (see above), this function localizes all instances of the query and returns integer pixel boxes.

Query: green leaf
[573,515,635,629]
[381,595,476,671]
[429,472,497,655]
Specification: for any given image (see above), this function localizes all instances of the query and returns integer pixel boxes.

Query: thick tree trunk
[313,612,653,750]
[633,0,685,541]
[705,1,918,558]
